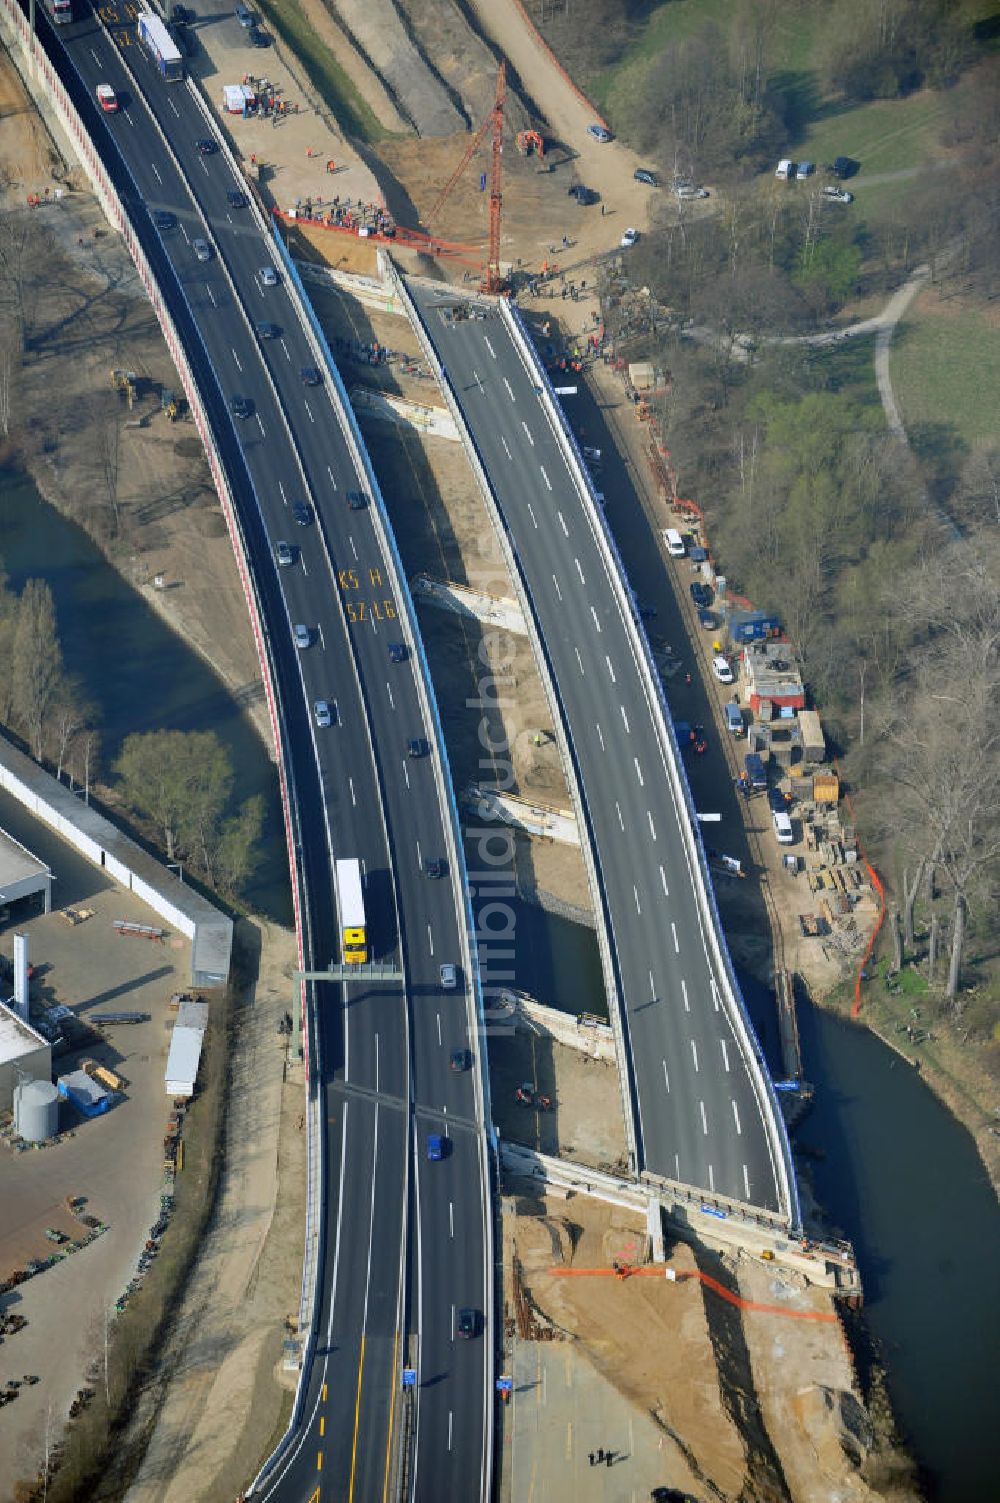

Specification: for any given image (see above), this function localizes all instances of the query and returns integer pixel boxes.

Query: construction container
[797,709,826,764]
[812,771,840,805]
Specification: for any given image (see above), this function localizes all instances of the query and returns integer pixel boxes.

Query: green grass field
[891,301,1000,451]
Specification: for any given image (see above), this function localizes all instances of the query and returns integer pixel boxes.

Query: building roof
[176,1000,209,1033]
[165,1025,204,1092]
[0,999,50,1066]
[0,825,51,903]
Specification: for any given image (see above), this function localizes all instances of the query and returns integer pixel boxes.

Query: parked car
[796,160,815,178]
[772,809,794,845]
[676,184,709,199]
[235,3,253,25]
[712,654,734,685]
[690,581,714,609]
[248,24,269,46]
[831,155,857,179]
[822,185,854,203]
[775,159,795,180]
[768,785,791,814]
[587,123,612,143]
[568,184,599,206]
[620,227,638,248]
[634,168,657,186]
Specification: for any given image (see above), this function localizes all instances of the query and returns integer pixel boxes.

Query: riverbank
[815,979,1000,1203]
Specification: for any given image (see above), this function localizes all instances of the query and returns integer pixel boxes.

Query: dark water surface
[0,468,291,922]
[795,998,999,1502]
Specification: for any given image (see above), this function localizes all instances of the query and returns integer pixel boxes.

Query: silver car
[192,238,213,262]
[293,624,311,649]
[258,265,279,288]
[439,963,457,989]
[275,540,294,567]
[313,700,332,727]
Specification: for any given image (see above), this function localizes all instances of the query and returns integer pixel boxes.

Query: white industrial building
[0,999,51,1114]
[0,825,52,921]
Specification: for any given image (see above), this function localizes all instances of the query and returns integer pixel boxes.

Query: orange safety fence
[551,1266,838,1323]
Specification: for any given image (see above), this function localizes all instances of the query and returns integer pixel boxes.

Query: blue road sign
[402,1368,417,1389]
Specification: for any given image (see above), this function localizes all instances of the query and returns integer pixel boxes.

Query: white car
[97,84,118,113]
[439,963,457,989]
[620,227,638,248]
[258,265,279,288]
[676,185,709,200]
[822,185,854,203]
[293,624,311,649]
[313,700,332,728]
[712,654,735,685]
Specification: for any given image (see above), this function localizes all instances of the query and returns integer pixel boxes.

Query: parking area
[0,791,191,1491]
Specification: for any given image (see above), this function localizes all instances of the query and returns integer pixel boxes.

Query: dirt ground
[503,1187,895,1503]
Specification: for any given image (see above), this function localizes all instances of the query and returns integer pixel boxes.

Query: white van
[663,527,686,558]
[772,810,794,845]
[775,159,795,180]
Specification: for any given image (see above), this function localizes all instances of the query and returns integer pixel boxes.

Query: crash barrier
[499,295,801,1232]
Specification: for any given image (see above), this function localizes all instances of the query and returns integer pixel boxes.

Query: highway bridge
[406,284,799,1226]
[8,2,493,1498]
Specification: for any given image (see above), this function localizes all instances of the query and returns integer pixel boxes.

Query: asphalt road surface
[34,6,491,1499]
[409,285,790,1217]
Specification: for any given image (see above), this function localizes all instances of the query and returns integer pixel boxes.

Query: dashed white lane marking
[699,1100,708,1135]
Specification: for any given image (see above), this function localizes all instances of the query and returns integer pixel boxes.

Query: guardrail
[393,273,639,1175]
[499,297,801,1231]
[275,237,497,1499]
[0,0,327,1468]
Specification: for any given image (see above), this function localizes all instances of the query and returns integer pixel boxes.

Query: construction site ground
[500,1188,881,1503]
[0,791,189,1500]
[1,6,898,1499]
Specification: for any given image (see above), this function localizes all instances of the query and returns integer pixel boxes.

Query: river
[0,467,291,923]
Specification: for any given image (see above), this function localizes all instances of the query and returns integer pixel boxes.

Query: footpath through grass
[891,297,1000,451]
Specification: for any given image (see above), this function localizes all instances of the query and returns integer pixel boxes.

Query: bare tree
[11,579,66,760]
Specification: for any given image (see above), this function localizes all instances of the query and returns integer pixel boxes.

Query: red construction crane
[424,62,507,295]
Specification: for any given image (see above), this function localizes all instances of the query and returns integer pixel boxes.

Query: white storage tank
[14,1078,60,1142]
